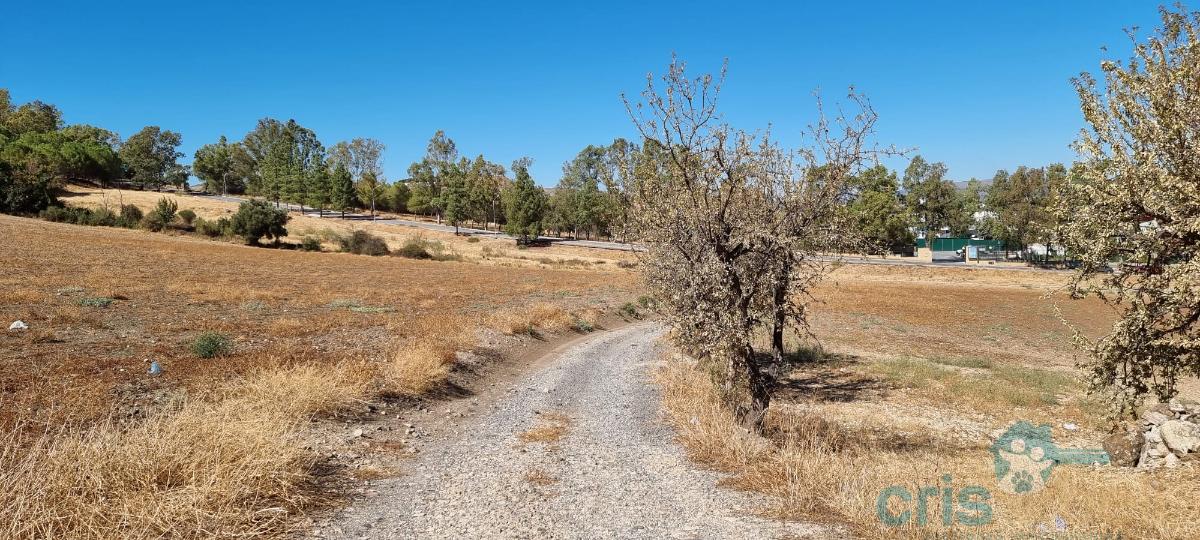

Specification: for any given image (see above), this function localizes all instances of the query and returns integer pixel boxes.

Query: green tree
[356,170,386,218]
[192,136,242,194]
[389,181,411,213]
[407,131,457,223]
[231,199,290,245]
[2,99,62,136]
[847,165,914,253]
[119,126,183,191]
[329,161,356,218]
[305,153,331,214]
[503,158,546,239]
[903,155,967,242]
[443,165,470,233]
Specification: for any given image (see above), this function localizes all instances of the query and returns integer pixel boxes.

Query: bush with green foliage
[140,212,167,231]
[0,166,57,215]
[152,197,177,225]
[618,302,640,319]
[394,237,433,259]
[300,235,322,251]
[230,200,289,245]
[191,332,233,358]
[339,230,389,256]
[194,216,232,238]
[118,204,143,228]
[177,208,196,227]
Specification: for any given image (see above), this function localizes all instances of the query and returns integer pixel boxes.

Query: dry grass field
[0,212,638,538]
[60,185,634,269]
[660,263,1200,539]
[7,192,1198,538]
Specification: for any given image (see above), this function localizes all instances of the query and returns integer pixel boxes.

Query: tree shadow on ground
[760,347,889,404]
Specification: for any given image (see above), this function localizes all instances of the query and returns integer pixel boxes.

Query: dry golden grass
[0,212,638,539]
[492,302,579,335]
[61,185,637,270]
[658,353,1200,539]
[381,317,475,397]
[0,214,636,427]
[519,412,572,445]
[0,360,377,539]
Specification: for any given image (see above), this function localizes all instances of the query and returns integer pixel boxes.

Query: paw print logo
[1010,470,1036,494]
[990,421,1110,495]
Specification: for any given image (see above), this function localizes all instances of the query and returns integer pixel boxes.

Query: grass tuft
[191,332,233,359]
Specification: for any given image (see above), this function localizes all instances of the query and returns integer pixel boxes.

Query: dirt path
[310,323,825,539]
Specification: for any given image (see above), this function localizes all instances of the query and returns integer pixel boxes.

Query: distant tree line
[842,154,1073,260]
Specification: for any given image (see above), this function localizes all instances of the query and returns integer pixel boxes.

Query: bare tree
[622,58,882,429]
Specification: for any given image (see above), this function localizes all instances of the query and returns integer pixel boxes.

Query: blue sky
[1,1,1164,185]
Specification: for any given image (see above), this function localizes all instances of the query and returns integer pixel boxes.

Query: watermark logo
[877,421,1111,528]
[876,475,992,527]
[991,421,1109,495]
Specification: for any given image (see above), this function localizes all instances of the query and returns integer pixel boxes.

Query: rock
[1062,423,1079,431]
[8,320,28,331]
[1169,399,1187,413]
[1142,410,1172,426]
[1146,426,1163,444]
[1179,398,1200,415]
[1164,453,1182,469]
[350,428,365,439]
[1160,420,1200,455]
[1103,430,1144,467]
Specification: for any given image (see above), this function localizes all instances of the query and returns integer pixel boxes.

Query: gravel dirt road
[312,323,826,539]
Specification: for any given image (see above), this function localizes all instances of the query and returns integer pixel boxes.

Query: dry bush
[491,302,576,336]
[381,319,475,397]
[231,361,376,418]
[0,360,375,540]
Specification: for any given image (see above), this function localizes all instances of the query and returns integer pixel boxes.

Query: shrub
[466,237,480,243]
[230,200,289,245]
[191,332,233,358]
[78,297,114,308]
[140,212,167,231]
[40,206,82,223]
[153,197,178,226]
[118,204,143,228]
[194,216,231,238]
[86,207,117,227]
[394,237,433,259]
[393,236,460,261]
[339,230,389,256]
[300,236,322,252]
[0,167,56,214]
[177,209,196,227]
[619,302,640,319]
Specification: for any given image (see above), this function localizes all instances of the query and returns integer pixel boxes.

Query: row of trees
[0,89,188,214]
[841,154,1074,258]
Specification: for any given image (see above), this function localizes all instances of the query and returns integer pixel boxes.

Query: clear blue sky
[1,1,1164,185]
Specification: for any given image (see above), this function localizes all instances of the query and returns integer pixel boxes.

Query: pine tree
[330,162,356,218]
[503,159,546,239]
[305,154,331,215]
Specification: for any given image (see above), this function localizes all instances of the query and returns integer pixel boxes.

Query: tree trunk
[770,261,791,366]
[732,342,771,432]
